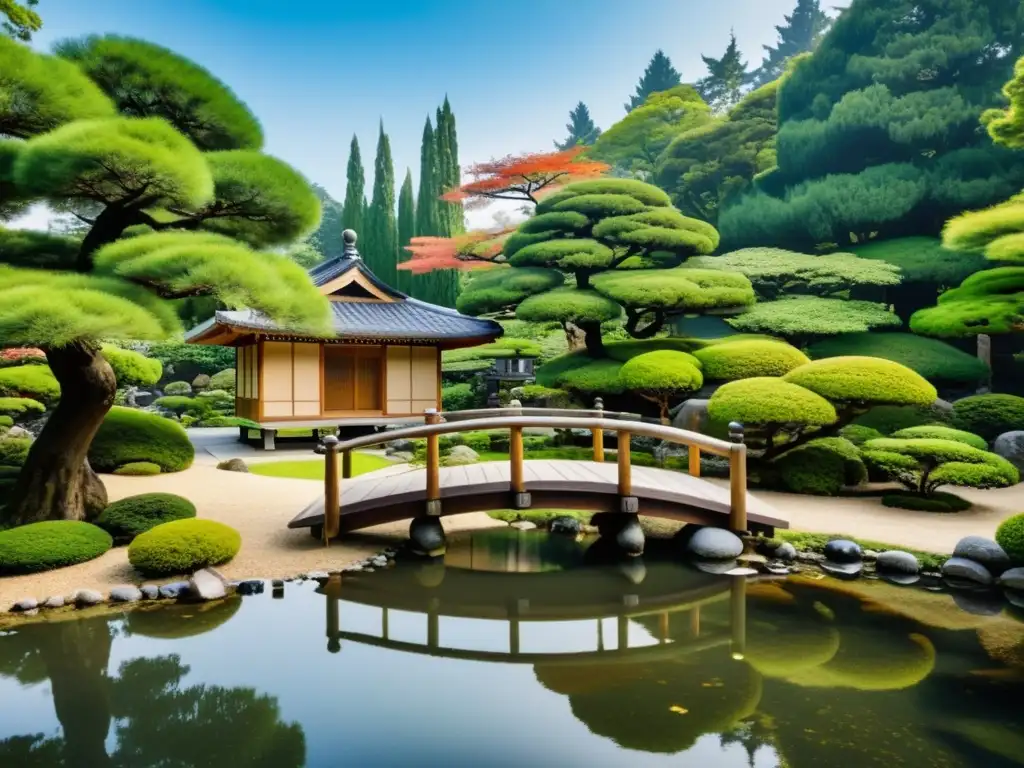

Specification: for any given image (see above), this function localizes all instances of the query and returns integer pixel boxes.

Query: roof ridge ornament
[342,228,360,260]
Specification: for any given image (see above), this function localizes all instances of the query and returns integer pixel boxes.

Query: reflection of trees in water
[0,603,304,768]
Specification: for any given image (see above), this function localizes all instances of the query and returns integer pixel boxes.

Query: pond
[1,529,1023,767]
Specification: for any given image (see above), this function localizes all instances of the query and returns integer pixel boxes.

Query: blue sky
[25,0,847,230]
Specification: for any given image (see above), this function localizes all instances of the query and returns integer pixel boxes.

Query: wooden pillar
[425,409,441,507]
[617,430,632,497]
[688,445,701,478]
[731,576,747,661]
[325,574,340,653]
[658,611,670,644]
[592,397,604,462]
[322,435,340,545]
[728,422,747,533]
[617,614,629,650]
[342,449,352,480]
[690,605,701,638]
[510,426,525,493]
[427,598,440,649]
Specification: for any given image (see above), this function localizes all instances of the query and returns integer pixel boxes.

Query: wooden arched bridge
[288,406,787,544]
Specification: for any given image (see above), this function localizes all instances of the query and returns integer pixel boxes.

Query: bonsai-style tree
[692,339,809,381]
[0,36,329,525]
[861,437,1019,509]
[726,296,901,346]
[619,351,704,423]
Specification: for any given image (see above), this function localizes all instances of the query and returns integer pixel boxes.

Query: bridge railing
[316,406,747,544]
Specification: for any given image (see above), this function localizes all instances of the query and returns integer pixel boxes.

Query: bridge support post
[322,435,341,545]
[730,575,747,661]
[689,445,701,478]
[408,410,447,556]
[728,422,748,533]
[509,425,531,509]
[325,574,341,653]
[592,397,604,462]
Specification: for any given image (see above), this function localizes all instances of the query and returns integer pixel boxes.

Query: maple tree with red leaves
[0,347,46,364]
[441,146,608,209]
[399,229,513,273]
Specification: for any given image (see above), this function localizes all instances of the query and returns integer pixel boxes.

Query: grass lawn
[248,452,392,480]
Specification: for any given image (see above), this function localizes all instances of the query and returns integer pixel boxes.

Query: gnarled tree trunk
[3,342,114,526]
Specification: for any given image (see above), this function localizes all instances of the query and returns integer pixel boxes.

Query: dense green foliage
[881,490,972,512]
[441,383,479,412]
[364,122,399,287]
[688,248,901,300]
[100,344,162,387]
[708,377,837,429]
[807,333,990,388]
[784,357,938,408]
[655,80,780,224]
[619,351,703,421]
[750,0,832,87]
[556,101,601,149]
[0,520,111,574]
[163,381,191,396]
[890,426,988,451]
[516,287,622,325]
[456,267,564,316]
[97,492,197,542]
[995,513,1024,564]
[720,0,1024,251]
[209,368,235,391]
[624,50,682,112]
[727,296,900,340]
[0,364,59,403]
[696,32,750,114]
[772,438,863,496]
[693,340,809,380]
[591,268,754,319]
[88,406,195,473]
[154,395,209,416]
[0,396,43,419]
[0,435,31,466]
[911,266,1024,338]
[862,437,1019,498]
[950,394,1024,441]
[112,461,162,476]
[341,135,365,235]
[127,518,241,576]
[853,404,947,435]
[147,342,235,380]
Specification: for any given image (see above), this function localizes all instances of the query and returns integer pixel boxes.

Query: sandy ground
[2,427,1022,611]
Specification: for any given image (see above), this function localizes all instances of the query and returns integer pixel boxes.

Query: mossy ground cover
[247,452,392,480]
[773,531,947,570]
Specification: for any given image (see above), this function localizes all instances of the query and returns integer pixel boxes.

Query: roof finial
[342,229,360,260]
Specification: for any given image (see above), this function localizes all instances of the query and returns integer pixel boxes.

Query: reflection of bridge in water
[317,547,751,666]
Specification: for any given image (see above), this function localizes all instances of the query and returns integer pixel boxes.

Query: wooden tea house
[186,229,502,447]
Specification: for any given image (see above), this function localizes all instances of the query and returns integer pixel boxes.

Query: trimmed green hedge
[112,461,162,476]
[128,518,241,576]
[209,368,235,392]
[694,340,808,381]
[853,404,947,435]
[890,425,987,450]
[89,406,195,473]
[996,513,1024,564]
[154,395,210,415]
[806,333,989,387]
[619,351,703,398]
[0,365,60,403]
[772,441,855,496]
[783,356,937,407]
[101,344,162,387]
[516,287,622,325]
[839,424,884,445]
[0,521,112,574]
[0,437,32,467]
[951,394,1024,442]
[881,491,971,512]
[708,377,837,428]
[0,397,45,419]
[442,383,480,412]
[163,380,192,396]
[98,492,197,542]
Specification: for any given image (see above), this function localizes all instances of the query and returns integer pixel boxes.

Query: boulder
[549,515,581,536]
[615,516,645,556]
[5,426,31,439]
[952,590,1004,616]
[821,561,863,579]
[994,431,1024,472]
[824,539,862,564]
[695,559,739,575]
[774,542,797,562]
[236,580,265,595]
[388,451,415,463]
[386,438,415,454]
[140,585,160,600]
[445,445,479,465]
[158,581,190,599]
[10,598,37,613]
[941,557,993,586]
[134,391,155,407]
[109,586,143,603]
[876,550,921,576]
[409,516,446,557]
[953,536,1011,576]
[189,569,227,601]
[42,595,65,609]
[510,520,536,531]
[672,399,710,434]
[686,527,744,560]
[216,458,249,473]
[73,589,104,607]
[880,572,920,587]
[998,566,1024,591]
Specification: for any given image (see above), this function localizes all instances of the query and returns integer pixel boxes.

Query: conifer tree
[307,184,343,261]
[341,134,365,237]
[556,101,601,149]
[397,169,415,293]
[751,0,831,87]
[434,99,464,236]
[697,32,750,113]
[625,50,682,112]
[415,117,439,237]
[366,121,398,286]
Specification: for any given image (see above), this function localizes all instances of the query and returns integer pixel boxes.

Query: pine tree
[341,134,365,237]
[697,32,750,113]
[443,97,464,235]
[397,169,415,294]
[751,0,831,87]
[555,101,602,149]
[625,50,682,112]
[434,99,462,236]
[415,117,439,237]
[366,120,398,286]
[307,183,344,261]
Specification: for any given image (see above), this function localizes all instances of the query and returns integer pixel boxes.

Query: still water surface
[1,528,1022,767]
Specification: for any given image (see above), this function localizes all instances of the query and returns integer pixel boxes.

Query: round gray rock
[824,539,862,564]
[216,458,249,473]
[109,586,143,603]
[616,517,645,556]
[880,572,920,587]
[445,445,479,465]
[549,515,582,536]
[998,566,1024,591]
[140,585,160,600]
[687,527,744,560]
[953,536,1011,576]
[994,431,1024,472]
[158,581,189,599]
[695,559,739,575]
[821,561,863,579]
[876,550,921,576]
[386,438,415,454]
[952,590,1004,616]
[409,516,446,556]
[774,542,797,562]
[236,580,264,596]
[42,595,65,609]
[73,589,104,607]
[510,520,537,531]
[11,598,37,613]
[189,569,227,601]
[941,557,993,586]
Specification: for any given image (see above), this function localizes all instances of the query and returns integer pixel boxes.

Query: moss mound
[890,425,987,450]
[881,491,971,512]
[0,396,45,419]
[783,356,937,406]
[112,461,162,476]
[709,377,837,427]
[128,518,240,576]
[951,394,1024,442]
[89,406,194,473]
[694,340,809,381]
[0,437,32,467]
[0,521,112,574]
[97,492,197,542]
[995,513,1024,565]
[772,438,865,496]
[0,365,60,403]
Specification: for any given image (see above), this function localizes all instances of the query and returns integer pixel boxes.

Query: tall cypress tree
[434,103,455,236]
[751,0,832,87]
[625,50,682,112]
[415,117,439,237]
[555,102,602,149]
[442,97,464,235]
[341,134,365,238]
[697,32,751,113]
[366,120,398,286]
[397,169,415,294]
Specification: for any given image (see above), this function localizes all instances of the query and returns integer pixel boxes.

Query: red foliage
[443,146,608,208]
[0,347,45,364]
[399,230,512,274]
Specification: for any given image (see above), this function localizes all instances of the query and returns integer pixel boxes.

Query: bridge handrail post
[342,448,352,480]
[424,409,441,504]
[617,428,632,497]
[730,575,747,661]
[322,435,341,546]
[510,425,525,494]
[728,422,747,533]
[592,397,604,462]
